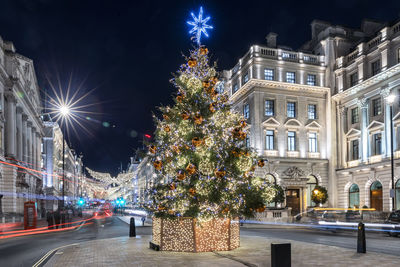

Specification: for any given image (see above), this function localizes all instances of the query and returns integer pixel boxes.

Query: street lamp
[386,94,396,211]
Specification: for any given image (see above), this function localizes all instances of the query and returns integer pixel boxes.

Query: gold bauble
[188,58,197,67]
[199,46,208,55]
[192,137,203,147]
[153,160,162,170]
[149,145,157,154]
[186,163,196,175]
[177,171,186,181]
[258,159,265,168]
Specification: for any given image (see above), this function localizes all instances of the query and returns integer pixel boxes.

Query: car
[383,210,400,237]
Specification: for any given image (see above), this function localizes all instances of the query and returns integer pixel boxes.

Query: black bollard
[129,217,136,237]
[271,243,291,267]
[357,222,366,253]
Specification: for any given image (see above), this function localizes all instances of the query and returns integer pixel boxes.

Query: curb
[32,243,79,267]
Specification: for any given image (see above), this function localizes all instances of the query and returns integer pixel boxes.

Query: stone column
[36,132,41,170]
[4,92,17,157]
[357,98,369,163]
[381,87,392,158]
[31,127,36,169]
[16,107,23,161]
[338,106,347,167]
[22,114,28,163]
[27,121,32,165]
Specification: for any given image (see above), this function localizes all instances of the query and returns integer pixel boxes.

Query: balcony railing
[264,150,278,157]
[231,46,323,76]
[287,151,300,158]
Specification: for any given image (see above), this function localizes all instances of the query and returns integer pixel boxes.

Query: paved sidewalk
[44,234,400,267]
[118,216,152,227]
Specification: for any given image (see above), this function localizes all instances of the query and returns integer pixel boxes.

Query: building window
[243,103,250,119]
[372,98,382,116]
[349,184,360,208]
[351,139,359,160]
[232,83,239,94]
[264,68,274,81]
[307,74,316,86]
[287,102,296,118]
[373,133,382,155]
[265,130,274,150]
[242,72,249,85]
[371,59,381,76]
[306,176,318,207]
[286,72,296,83]
[351,108,359,124]
[350,72,358,87]
[265,100,274,116]
[308,133,317,152]
[308,104,317,119]
[288,131,296,151]
[398,48,400,63]
[245,135,250,148]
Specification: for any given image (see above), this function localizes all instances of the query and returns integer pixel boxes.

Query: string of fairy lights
[145,6,277,222]
[85,167,136,200]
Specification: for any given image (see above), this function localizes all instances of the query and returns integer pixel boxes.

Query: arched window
[396,179,400,211]
[370,181,383,211]
[306,175,318,207]
[348,184,360,208]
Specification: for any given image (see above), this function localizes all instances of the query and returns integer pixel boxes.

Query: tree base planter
[151,217,240,252]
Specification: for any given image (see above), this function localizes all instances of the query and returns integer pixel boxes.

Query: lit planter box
[152,217,240,252]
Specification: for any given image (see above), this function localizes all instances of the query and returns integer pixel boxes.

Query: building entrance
[370,181,383,211]
[286,189,300,216]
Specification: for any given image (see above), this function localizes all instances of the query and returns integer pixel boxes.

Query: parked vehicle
[383,210,400,237]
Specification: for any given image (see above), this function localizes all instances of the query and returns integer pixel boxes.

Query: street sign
[390,189,395,198]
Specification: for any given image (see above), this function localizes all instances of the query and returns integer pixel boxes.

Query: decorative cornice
[356,98,368,109]
[230,79,329,102]
[333,63,400,100]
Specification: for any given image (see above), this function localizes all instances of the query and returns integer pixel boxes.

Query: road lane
[0,215,151,267]
[241,226,400,256]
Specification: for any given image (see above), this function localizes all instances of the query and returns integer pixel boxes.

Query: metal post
[390,105,395,211]
[271,243,291,267]
[62,126,66,227]
[357,222,366,253]
[129,217,136,237]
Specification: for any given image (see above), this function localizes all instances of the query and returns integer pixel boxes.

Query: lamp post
[386,94,396,211]
[59,105,70,221]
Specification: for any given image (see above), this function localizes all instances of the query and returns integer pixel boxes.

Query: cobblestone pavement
[44,234,400,267]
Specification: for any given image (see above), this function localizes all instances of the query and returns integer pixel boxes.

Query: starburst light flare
[187,6,213,46]
[44,73,101,138]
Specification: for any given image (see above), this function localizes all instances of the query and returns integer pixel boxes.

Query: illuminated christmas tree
[145,7,276,252]
[146,46,276,221]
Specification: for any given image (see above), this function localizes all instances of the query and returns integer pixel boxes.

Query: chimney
[266,32,278,48]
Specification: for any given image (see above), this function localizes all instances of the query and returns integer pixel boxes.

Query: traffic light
[78,198,85,206]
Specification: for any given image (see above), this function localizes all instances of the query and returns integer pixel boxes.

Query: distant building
[42,116,84,211]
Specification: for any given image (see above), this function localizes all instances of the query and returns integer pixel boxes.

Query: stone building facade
[0,36,44,217]
[42,117,84,211]
[224,19,400,213]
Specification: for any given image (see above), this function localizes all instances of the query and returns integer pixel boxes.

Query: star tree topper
[187,6,213,46]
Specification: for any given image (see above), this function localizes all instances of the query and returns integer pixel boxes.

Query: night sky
[0,0,399,175]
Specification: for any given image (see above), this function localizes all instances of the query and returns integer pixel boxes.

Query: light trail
[0,216,95,236]
[0,222,94,239]
[241,219,400,233]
